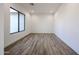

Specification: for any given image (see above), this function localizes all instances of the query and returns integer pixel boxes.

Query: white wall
[31,13,54,33]
[4,3,32,47]
[0,4,4,55]
[54,3,79,54]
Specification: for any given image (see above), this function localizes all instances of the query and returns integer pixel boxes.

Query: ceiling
[18,3,62,14]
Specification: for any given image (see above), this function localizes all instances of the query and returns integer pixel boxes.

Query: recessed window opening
[10,7,25,34]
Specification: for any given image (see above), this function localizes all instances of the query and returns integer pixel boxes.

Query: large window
[10,7,25,33]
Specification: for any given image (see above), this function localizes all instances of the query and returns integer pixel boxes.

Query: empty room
[0,3,79,55]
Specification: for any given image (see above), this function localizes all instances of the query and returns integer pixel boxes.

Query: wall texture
[54,4,79,54]
[0,4,4,55]
[31,13,54,33]
[4,4,32,47]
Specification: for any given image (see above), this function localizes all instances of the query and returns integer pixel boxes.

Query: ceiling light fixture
[31,10,34,13]
[50,10,53,13]
[30,3,34,6]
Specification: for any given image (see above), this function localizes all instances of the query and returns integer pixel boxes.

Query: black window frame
[10,7,25,34]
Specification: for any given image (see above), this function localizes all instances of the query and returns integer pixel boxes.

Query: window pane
[19,13,25,31]
[10,8,18,33]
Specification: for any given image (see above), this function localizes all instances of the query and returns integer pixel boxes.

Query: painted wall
[31,13,54,33]
[54,3,79,54]
[0,4,4,55]
[4,4,32,47]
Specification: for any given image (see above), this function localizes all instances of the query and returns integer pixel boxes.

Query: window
[19,13,25,31]
[10,8,18,33]
[10,7,25,33]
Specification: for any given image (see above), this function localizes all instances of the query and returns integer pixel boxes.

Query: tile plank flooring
[5,33,77,55]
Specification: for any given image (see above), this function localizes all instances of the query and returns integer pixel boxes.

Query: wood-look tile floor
[5,33,77,55]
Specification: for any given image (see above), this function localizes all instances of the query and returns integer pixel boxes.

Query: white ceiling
[18,3,62,14]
